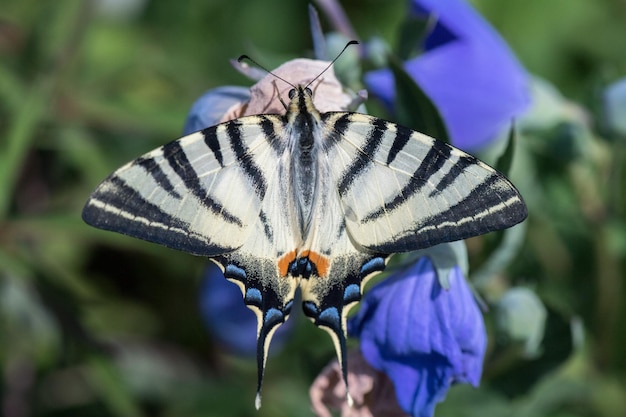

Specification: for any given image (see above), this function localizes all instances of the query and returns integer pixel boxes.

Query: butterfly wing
[207,130,302,408]
[322,112,527,253]
[82,115,285,256]
[294,112,526,398]
[83,113,304,409]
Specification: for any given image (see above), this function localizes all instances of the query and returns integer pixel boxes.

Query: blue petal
[183,86,250,135]
[365,0,530,151]
[348,257,486,417]
[199,263,294,357]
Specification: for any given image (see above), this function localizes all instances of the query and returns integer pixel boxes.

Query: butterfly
[82,47,527,408]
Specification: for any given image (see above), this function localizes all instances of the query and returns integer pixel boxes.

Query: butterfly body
[83,84,527,407]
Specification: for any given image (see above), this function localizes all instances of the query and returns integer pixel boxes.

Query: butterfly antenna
[237,55,296,89]
[304,40,359,89]
[238,40,358,91]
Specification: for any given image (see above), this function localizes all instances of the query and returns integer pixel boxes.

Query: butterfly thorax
[286,86,324,238]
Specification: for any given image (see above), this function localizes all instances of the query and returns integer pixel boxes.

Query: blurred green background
[1,0,626,416]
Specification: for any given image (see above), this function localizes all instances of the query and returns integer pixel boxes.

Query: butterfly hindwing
[209,137,302,405]
[322,112,527,253]
[299,245,388,395]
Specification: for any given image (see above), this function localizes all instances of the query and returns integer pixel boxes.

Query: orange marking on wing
[277,250,297,277]
[301,250,330,277]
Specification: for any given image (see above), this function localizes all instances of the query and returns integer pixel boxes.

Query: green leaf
[496,123,517,176]
[396,14,437,61]
[388,55,450,142]
[472,222,527,292]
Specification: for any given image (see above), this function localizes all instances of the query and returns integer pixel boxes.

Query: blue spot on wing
[264,308,285,327]
[302,301,318,317]
[360,257,386,276]
[343,284,361,304]
[245,288,262,305]
[318,307,340,329]
[224,264,247,281]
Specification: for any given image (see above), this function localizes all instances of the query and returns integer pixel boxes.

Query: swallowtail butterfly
[83,44,527,408]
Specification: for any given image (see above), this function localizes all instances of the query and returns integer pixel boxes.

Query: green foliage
[1,1,626,416]
[388,55,450,142]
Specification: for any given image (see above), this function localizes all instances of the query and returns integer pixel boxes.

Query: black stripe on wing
[226,121,267,200]
[369,175,528,253]
[258,115,284,153]
[321,113,352,148]
[82,177,233,255]
[428,154,477,197]
[162,140,243,227]
[386,124,413,166]
[361,140,452,223]
[258,209,273,241]
[202,125,224,167]
[136,157,182,199]
[337,118,387,196]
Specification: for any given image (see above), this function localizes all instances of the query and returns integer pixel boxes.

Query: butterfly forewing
[82,116,282,256]
[322,112,527,253]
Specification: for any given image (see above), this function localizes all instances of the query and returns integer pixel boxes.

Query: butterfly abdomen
[286,86,327,237]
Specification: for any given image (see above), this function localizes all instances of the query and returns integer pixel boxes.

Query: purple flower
[348,257,486,417]
[365,0,530,150]
[199,263,259,356]
[183,86,250,135]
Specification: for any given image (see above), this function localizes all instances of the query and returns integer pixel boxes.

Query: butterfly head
[286,85,320,123]
[237,40,359,120]
[288,86,313,100]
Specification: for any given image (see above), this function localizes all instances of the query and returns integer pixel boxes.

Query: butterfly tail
[302,297,352,400]
[302,254,388,406]
[253,297,293,410]
[212,255,297,409]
